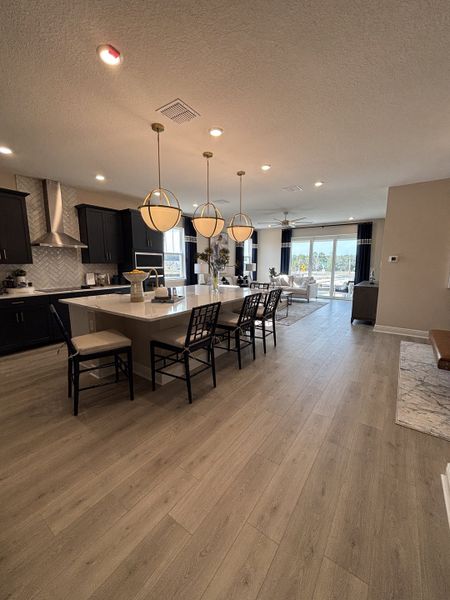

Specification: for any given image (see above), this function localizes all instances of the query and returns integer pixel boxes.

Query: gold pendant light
[192,151,224,238]
[227,170,253,242]
[138,123,182,232]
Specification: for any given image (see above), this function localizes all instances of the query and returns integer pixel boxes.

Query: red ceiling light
[97,44,122,66]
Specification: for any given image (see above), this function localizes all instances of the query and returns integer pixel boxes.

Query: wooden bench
[429,330,450,371]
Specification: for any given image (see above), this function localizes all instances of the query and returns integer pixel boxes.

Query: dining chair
[150,301,221,403]
[254,287,282,353]
[215,293,262,369]
[49,304,134,416]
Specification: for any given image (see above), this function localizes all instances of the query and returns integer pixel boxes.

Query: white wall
[257,228,282,282]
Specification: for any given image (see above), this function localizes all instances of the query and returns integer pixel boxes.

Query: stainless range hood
[32,180,87,248]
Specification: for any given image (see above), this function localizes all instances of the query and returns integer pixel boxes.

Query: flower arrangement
[196,246,232,291]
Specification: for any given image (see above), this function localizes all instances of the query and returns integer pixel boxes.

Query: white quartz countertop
[60,285,259,323]
[0,285,129,300]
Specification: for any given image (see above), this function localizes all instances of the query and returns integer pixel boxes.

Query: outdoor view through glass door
[290,235,357,299]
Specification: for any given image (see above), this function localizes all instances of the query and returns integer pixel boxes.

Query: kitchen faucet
[148,268,160,290]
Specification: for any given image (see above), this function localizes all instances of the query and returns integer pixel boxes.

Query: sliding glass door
[290,235,357,299]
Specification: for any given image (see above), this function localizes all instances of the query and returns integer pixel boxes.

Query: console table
[351,281,379,325]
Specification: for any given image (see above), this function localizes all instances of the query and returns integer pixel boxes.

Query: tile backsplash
[0,176,117,289]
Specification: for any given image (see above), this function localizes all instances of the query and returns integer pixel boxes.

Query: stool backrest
[49,303,76,355]
[185,301,221,349]
[263,287,282,318]
[250,282,270,290]
[238,292,262,326]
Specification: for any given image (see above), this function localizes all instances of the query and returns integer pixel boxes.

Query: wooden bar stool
[215,293,261,369]
[150,301,221,404]
[49,304,134,416]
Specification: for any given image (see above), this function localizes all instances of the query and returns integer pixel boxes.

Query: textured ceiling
[1,0,450,227]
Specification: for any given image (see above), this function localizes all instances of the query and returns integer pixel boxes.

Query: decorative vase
[122,271,149,302]
[211,272,220,293]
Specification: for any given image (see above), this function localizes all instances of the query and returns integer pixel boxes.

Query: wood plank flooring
[1,300,449,600]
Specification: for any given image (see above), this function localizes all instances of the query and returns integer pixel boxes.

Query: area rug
[276,299,328,326]
[396,341,450,441]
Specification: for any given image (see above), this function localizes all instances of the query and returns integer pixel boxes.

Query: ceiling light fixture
[138,123,182,233]
[95,174,105,181]
[193,203,198,208]
[261,164,271,171]
[314,181,324,187]
[192,152,224,238]
[227,171,253,242]
[97,44,122,66]
[209,127,223,137]
[0,146,13,155]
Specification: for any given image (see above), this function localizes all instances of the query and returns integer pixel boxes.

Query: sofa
[270,274,318,302]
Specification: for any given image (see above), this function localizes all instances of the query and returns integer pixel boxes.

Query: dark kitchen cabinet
[120,209,164,253]
[76,205,123,264]
[0,297,52,353]
[0,187,32,264]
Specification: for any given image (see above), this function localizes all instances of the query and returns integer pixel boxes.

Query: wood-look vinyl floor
[0,300,449,600]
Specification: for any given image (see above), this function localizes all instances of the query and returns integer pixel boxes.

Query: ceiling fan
[258,211,313,229]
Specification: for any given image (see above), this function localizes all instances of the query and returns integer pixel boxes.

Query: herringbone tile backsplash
[0,176,117,289]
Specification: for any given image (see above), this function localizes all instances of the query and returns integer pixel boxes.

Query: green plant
[196,246,231,275]
[12,269,26,277]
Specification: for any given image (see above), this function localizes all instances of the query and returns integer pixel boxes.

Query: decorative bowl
[122,270,149,302]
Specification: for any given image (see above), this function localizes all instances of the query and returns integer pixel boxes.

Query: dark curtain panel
[184,217,197,285]
[280,228,292,274]
[235,243,244,277]
[251,230,258,280]
[355,222,372,284]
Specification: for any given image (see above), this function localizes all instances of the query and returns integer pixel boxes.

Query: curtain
[251,230,258,280]
[235,243,244,277]
[355,222,372,284]
[184,217,197,285]
[280,228,292,274]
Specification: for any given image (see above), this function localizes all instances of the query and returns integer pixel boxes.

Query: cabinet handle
[4,249,6,260]
[15,312,19,323]
[11,300,25,305]
[21,311,24,323]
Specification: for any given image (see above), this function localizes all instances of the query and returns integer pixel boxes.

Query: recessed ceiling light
[261,164,271,171]
[314,181,324,188]
[348,216,355,221]
[209,127,223,137]
[97,44,122,66]
[0,146,13,155]
[95,174,105,181]
[193,203,198,208]
[268,224,272,228]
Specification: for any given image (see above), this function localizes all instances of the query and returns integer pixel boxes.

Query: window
[163,227,185,279]
[290,234,357,299]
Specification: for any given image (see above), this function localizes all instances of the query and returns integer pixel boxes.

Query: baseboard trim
[373,324,428,339]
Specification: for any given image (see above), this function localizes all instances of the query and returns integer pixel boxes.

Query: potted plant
[269,267,278,280]
[12,269,27,287]
[196,246,232,292]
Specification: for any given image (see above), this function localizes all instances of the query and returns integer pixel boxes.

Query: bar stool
[254,287,282,354]
[150,301,221,404]
[215,293,261,369]
[49,304,134,416]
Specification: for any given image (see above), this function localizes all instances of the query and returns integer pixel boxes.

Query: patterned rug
[276,299,328,326]
[397,341,450,441]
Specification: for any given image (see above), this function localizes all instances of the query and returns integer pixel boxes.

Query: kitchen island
[60,285,258,382]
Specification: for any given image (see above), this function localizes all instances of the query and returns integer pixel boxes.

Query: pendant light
[138,123,182,232]
[227,170,253,242]
[192,151,224,238]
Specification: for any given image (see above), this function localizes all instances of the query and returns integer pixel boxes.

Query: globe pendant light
[192,152,224,238]
[138,123,182,232]
[227,171,253,242]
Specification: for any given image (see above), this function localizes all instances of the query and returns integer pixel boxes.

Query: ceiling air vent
[282,185,303,192]
[157,98,200,124]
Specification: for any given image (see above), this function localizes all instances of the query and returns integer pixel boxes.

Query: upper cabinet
[76,205,123,264]
[0,188,33,264]
[120,209,164,253]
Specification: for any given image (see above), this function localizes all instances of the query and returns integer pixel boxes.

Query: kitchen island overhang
[60,284,260,384]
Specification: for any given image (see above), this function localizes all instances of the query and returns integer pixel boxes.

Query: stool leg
[68,357,72,398]
[127,348,134,401]
[272,315,277,347]
[262,319,267,354]
[150,343,156,391]
[73,358,80,416]
[251,324,256,360]
[184,352,192,403]
[114,354,119,383]
[235,330,242,369]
